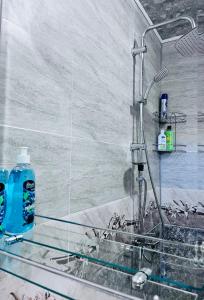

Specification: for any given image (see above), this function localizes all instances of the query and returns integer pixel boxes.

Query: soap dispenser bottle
[0,169,9,236]
[158,129,166,151]
[159,93,168,122]
[5,147,35,234]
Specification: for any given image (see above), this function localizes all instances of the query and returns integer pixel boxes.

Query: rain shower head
[175,27,204,56]
[143,67,169,101]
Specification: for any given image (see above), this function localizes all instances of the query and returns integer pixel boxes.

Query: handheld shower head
[154,67,169,83]
[144,67,169,101]
[175,27,204,56]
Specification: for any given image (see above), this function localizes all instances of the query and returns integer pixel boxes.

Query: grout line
[71,135,130,148]
[40,196,132,227]
[0,124,130,148]
[68,188,157,218]
[133,0,162,43]
[68,58,74,217]
[67,196,131,217]
[0,124,68,138]
[0,0,3,33]
[66,58,74,250]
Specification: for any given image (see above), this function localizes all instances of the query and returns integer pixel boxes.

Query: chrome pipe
[140,16,196,98]
[0,0,3,34]
[139,102,144,161]
[143,80,154,101]
[137,16,196,232]
[143,16,196,37]
[141,177,148,229]
[137,101,144,233]
[137,176,147,233]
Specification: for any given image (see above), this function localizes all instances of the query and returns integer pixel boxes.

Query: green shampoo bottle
[165,126,174,151]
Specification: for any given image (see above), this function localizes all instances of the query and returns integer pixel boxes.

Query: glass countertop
[0,215,203,299]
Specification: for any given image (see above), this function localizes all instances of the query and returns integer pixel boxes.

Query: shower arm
[140,16,196,98]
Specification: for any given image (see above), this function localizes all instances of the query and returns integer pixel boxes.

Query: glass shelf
[153,112,187,124]
[153,144,187,153]
[198,112,204,122]
[0,215,203,299]
[0,247,198,300]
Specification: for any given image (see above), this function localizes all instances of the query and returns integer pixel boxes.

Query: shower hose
[142,129,164,229]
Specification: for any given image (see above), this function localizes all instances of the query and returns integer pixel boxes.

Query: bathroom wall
[161,41,204,228]
[0,0,161,225]
[0,0,163,298]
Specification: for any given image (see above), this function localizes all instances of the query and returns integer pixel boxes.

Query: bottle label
[0,183,6,233]
[158,144,166,151]
[160,136,166,144]
[160,99,167,120]
[23,180,35,226]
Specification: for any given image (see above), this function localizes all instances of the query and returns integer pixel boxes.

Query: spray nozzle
[17,147,30,164]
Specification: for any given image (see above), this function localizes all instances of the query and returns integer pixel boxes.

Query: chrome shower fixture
[132,38,147,57]
[132,15,197,234]
[143,67,168,101]
[175,27,204,56]
[154,67,169,83]
[139,16,196,98]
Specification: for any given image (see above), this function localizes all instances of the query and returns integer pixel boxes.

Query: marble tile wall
[161,41,204,228]
[139,0,204,40]
[0,0,162,220]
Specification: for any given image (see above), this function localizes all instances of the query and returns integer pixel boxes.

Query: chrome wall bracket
[138,98,147,105]
[5,234,23,245]
[131,45,147,57]
[130,143,146,151]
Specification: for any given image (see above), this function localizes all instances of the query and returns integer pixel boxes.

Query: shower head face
[144,67,169,100]
[153,67,169,83]
[175,27,204,56]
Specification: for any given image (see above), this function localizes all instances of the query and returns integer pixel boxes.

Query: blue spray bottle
[0,169,9,237]
[5,147,35,234]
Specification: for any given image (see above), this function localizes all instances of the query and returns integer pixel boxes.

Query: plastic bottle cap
[17,147,30,164]
[161,130,165,134]
[161,93,168,99]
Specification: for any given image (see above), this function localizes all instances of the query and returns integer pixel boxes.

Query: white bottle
[158,130,166,151]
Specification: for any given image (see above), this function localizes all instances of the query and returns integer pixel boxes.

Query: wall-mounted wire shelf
[198,144,204,153]
[0,215,203,300]
[153,112,187,124]
[153,144,187,153]
[198,112,204,122]
[153,112,187,153]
